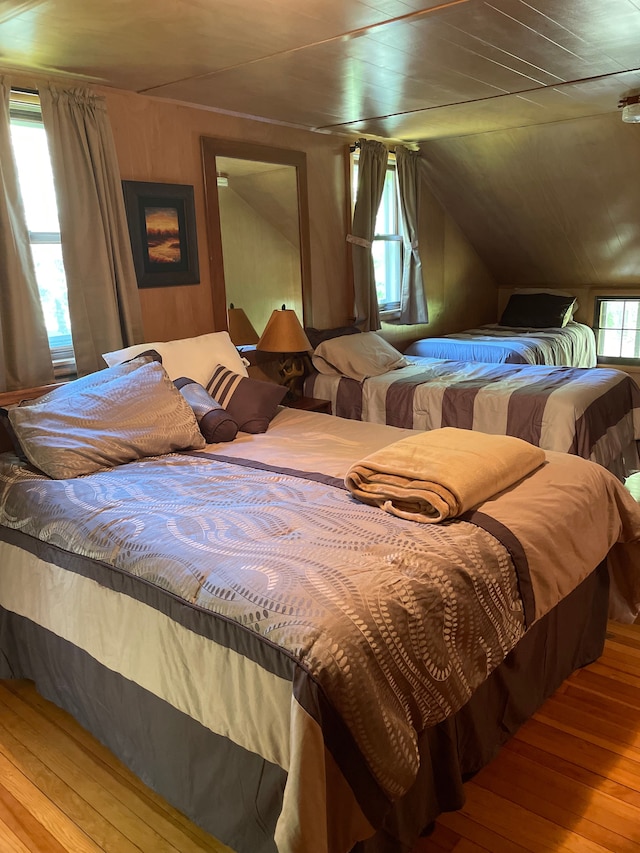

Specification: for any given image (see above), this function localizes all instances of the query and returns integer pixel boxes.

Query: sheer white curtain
[39,85,143,376]
[348,138,388,332]
[396,146,428,325]
[0,78,54,391]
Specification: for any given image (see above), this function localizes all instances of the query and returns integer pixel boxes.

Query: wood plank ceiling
[1,0,640,141]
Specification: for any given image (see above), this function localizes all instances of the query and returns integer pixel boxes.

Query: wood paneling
[419,111,640,298]
[103,85,495,346]
[2,1,640,140]
[102,87,352,340]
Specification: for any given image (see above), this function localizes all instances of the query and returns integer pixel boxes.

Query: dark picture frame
[122,180,200,288]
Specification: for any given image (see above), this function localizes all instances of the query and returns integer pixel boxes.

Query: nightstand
[286,396,332,415]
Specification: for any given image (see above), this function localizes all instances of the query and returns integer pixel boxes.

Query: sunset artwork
[144,206,182,264]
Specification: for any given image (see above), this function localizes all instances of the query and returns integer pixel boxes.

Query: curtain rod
[350,141,420,153]
[350,142,396,153]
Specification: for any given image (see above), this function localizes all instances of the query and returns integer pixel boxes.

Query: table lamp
[256,305,311,399]
[227,304,259,348]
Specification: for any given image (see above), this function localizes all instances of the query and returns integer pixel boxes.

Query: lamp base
[278,354,305,401]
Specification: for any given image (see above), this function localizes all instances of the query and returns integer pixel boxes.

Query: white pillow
[103,332,248,386]
[312,331,408,381]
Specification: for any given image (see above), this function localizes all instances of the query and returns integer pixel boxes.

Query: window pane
[10,106,72,359]
[31,243,72,346]
[372,240,401,306]
[598,327,621,357]
[10,122,61,233]
[599,300,623,329]
[621,327,640,360]
[624,300,639,329]
[375,169,397,236]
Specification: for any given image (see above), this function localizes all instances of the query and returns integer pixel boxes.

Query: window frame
[9,91,75,374]
[593,295,640,366]
[351,148,403,317]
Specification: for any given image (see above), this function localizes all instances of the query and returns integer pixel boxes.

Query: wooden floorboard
[0,623,639,851]
[416,621,640,852]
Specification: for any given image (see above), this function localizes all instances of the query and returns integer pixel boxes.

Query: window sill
[380,308,401,322]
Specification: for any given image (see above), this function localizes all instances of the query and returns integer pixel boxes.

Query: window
[593,297,640,364]
[9,92,74,370]
[352,152,402,313]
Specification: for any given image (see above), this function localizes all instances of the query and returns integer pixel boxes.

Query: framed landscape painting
[122,181,200,288]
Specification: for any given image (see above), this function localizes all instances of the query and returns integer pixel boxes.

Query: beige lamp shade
[228,304,259,346]
[257,306,311,353]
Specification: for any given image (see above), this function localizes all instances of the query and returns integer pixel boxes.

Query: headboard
[0,384,60,454]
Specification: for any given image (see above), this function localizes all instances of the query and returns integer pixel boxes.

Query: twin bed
[404,320,597,367]
[1,343,640,853]
[305,331,640,480]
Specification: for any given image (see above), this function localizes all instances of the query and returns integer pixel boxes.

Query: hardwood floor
[415,621,640,852]
[0,681,230,853]
[0,622,639,852]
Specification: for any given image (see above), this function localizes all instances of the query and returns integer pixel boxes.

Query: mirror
[201,138,312,339]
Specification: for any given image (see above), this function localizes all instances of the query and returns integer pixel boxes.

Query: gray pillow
[174,377,239,443]
[312,331,408,381]
[206,364,287,434]
[1,354,157,464]
[9,360,205,479]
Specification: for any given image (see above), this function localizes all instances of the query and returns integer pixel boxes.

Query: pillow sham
[305,325,361,350]
[0,354,156,462]
[512,288,578,321]
[174,377,239,443]
[206,364,287,434]
[9,360,205,479]
[499,293,576,329]
[312,331,408,381]
[103,331,248,387]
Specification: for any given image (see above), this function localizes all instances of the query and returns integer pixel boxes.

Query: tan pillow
[103,331,248,387]
[9,360,205,479]
[312,332,408,381]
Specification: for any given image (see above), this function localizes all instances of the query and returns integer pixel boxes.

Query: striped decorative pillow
[207,364,287,434]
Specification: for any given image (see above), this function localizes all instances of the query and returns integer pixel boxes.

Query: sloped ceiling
[1,0,640,143]
[419,110,640,288]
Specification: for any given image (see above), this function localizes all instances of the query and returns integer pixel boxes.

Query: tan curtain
[348,138,387,332]
[0,79,54,391]
[396,146,428,325]
[39,85,143,376]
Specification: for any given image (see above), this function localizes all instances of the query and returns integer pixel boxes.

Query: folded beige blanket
[344,427,546,523]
